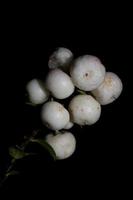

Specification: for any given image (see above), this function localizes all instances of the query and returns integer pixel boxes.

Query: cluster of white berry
[26,47,123,160]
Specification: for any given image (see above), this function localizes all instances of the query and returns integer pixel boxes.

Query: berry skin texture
[45,69,75,99]
[68,94,101,125]
[45,132,76,160]
[26,79,49,105]
[70,55,106,91]
[41,101,70,130]
[48,47,73,72]
[91,72,123,105]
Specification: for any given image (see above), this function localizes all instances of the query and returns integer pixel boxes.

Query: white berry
[68,94,101,125]
[41,101,70,130]
[26,79,49,105]
[70,55,106,91]
[48,47,73,72]
[45,132,76,160]
[45,69,75,99]
[91,72,123,105]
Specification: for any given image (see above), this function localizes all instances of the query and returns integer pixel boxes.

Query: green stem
[76,89,86,95]
[0,158,16,188]
[20,130,39,150]
[6,158,16,173]
[0,130,39,188]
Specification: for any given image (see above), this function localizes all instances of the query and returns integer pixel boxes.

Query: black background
[0,4,131,197]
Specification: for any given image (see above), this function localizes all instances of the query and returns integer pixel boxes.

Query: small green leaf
[31,139,57,160]
[6,170,19,177]
[9,147,28,159]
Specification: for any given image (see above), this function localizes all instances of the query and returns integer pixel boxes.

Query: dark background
[0,4,131,197]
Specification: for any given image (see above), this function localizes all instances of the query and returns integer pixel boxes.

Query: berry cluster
[26,47,123,160]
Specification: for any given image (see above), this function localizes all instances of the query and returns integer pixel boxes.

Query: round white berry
[68,94,101,125]
[70,55,106,91]
[48,47,73,72]
[45,132,76,160]
[26,79,49,105]
[91,72,123,105]
[41,101,70,130]
[45,69,75,99]
[64,121,74,129]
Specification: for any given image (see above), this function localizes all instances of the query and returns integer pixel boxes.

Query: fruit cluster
[26,47,123,160]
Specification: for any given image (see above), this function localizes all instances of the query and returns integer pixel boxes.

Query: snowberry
[68,94,101,125]
[45,132,76,159]
[45,69,75,99]
[91,72,123,105]
[70,55,106,91]
[48,47,73,72]
[41,101,70,130]
[26,79,49,105]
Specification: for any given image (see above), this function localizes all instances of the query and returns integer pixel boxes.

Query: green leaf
[32,139,57,160]
[6,170,19,177]
[9,147,29,159]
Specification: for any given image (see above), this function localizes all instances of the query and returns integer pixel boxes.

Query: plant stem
[0,158,16,188]
[20,130,39,150]
[0,130,39,188]
[76,89,86,95]
[6,158,16,173]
